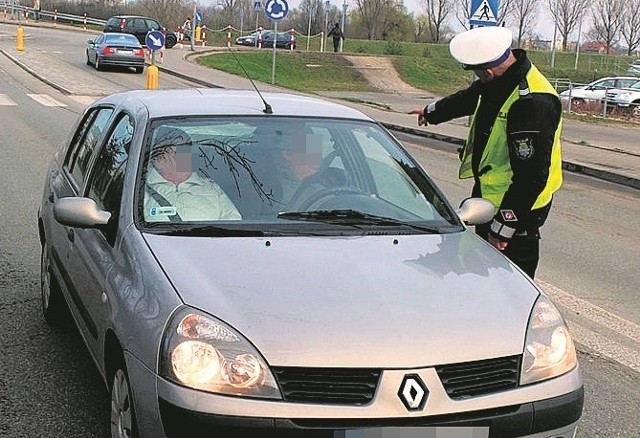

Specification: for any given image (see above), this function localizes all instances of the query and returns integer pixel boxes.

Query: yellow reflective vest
[459,65,563,211]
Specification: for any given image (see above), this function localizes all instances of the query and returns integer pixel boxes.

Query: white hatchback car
[559,76,638,111]
[38,88,583,438]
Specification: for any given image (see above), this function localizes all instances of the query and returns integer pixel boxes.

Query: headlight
[160,307,281,399]
[520,294,577,385]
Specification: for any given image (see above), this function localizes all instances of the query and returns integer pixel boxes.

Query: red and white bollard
[289,28,295,51]
[53,9,57,26]
[201,25,207,47]
[83,13,87,31]
[3,6,7,20]
[226,25,232,48]
[257,26,263,49]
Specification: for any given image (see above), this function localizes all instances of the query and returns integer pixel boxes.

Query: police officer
[409,26,563,279]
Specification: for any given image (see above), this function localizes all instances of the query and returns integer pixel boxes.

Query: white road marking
[68,96,97,106]
[27,94,67,107]
[0,94,18,106]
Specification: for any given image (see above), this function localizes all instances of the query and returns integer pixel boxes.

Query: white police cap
[449,26,513,70]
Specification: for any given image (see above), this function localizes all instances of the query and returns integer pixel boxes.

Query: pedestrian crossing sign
[469,0,499,27]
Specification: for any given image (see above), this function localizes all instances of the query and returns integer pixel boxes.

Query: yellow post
[16,26,24,51]
[146,64,159,90]
[195,25,202,43]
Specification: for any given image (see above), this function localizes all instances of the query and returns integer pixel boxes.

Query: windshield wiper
[151,224,266,237]
[277,209,448,233]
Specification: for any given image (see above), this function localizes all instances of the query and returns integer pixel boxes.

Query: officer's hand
[408,108,427,126]
[488,234,509,251]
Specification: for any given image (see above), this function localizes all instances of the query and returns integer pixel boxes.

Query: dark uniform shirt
[423,49,562,232]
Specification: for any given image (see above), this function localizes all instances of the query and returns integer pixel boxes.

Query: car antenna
[226,46,273,114]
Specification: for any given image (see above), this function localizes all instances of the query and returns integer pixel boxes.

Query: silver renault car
[38,88,583,438]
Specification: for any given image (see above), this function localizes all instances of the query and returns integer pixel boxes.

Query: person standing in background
[327,22,344,53]
[33,0,41,21]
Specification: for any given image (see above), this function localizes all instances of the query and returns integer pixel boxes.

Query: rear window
[105,34,139,45]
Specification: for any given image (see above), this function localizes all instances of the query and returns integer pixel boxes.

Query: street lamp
[323,0,330,53]
[306,4,317,51]
[339,0,347,53]
[550,0,559,69]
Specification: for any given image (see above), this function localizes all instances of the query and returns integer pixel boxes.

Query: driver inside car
[274,131,346,211]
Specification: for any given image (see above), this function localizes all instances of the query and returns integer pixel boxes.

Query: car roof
[97,89,375,120]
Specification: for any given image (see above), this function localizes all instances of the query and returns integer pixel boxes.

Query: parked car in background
[235,30,295,49]
[103,15,178,49]
[603,79,640,118]
[628,59,640,76]
[38,88,583,438]
[559,76,638,111]
[86,33,145,73]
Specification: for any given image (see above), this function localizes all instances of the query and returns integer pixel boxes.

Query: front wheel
[165,35,177,49]
[86,50,92,66]
[632,103,640,119]
[111,364,138,438]
[134,66,143,74]
[41,244,69,327]
[95,55,101,71]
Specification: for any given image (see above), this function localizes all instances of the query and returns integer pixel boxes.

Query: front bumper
[159,386,583,438]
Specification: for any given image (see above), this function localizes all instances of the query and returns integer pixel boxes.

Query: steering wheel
[294,186,366,211]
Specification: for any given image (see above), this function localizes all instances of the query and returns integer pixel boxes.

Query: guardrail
[0,1,105,27]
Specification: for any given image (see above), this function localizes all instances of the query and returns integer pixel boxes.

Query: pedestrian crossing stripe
[69,96,97,106]
[470,0,497,25]
[0,94,18,106]
[0,94,97,107]
[27,94,67,107]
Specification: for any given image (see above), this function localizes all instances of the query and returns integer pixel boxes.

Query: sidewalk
[156,46,640,190]
[0,18,638,189]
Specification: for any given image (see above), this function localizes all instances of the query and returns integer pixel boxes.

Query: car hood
[144,232,539,368]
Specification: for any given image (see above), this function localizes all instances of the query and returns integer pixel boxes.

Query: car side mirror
[456,197,495,225]
[54,197,111,228]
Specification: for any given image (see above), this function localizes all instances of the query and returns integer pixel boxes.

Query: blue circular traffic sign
[264,0,288,21]
[145,31,165,50]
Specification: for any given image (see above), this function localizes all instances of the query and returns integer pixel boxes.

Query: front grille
[435,355,521,400]
[272,356,520,406]
[272,367,381,406]
[605,92,616,101]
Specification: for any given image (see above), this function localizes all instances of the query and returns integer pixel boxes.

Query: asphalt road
[0,23,638,438]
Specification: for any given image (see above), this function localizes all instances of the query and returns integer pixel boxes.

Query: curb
[0,48,73,95]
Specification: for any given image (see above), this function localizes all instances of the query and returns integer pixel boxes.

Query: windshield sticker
[149,206,178,218]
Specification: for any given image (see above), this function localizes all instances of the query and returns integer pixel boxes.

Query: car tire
[135,66,144,74]
[86,50,92,66]
[41,243,69,327]
[110,361,139,438]
[632,103,640,119]
[95,55,101,71]
[166,35,177,49]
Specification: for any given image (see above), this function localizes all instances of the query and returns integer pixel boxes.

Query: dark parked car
[86,32,145,73]
[38,88,583,438]
[235,30,295,49]
[103,15,178,49]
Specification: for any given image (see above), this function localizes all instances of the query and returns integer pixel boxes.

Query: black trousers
[332,38,340,52]
[476,224,541,279]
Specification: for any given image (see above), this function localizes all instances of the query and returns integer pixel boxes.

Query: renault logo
[398,374,428,411]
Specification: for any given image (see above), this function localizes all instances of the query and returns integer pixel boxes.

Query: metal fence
[0,1,105,27]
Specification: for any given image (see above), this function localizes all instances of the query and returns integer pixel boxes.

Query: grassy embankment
[196,37,637,124]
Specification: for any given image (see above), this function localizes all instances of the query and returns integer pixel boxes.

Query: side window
[65,107,114,188]
[132,18,146,31]
[596,80,613,89]
[146,19,161,30]
[86,114,132,217]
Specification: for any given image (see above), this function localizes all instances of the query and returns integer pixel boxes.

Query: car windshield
[104,34,139,45]
[138,117,461,236]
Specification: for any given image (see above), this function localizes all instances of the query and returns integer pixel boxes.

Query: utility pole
[339,0,347,53]
[306,4,316,51]
[323,0,330,53]
[550,0,559,68]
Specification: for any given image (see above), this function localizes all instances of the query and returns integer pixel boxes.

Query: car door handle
[67,228,75,243]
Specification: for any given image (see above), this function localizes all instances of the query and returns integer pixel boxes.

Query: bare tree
[353,0,394,40]
[419,0,452,43]
[546,0,588,51]
[620,0,640,55]
[510,0,539,47]
[590,0,624,54]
